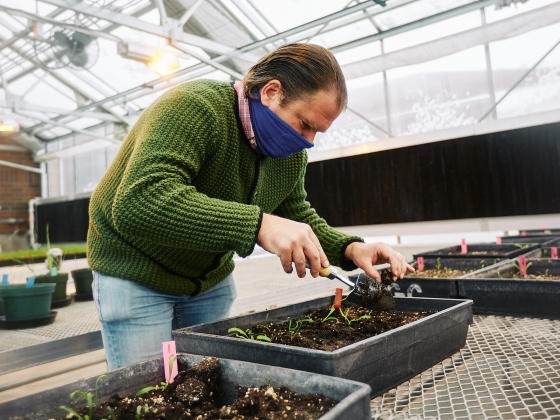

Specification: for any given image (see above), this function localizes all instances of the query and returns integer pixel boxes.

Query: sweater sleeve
[273,153,364,271]
[111,86,261,258]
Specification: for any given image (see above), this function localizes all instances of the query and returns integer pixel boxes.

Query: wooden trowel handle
[305,260,332,277]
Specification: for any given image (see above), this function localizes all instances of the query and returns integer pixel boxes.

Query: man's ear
[259,79,283,107]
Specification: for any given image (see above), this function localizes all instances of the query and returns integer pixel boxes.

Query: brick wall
[0,136,41,238]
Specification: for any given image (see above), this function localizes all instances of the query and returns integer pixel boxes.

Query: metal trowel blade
[347,272,396,311]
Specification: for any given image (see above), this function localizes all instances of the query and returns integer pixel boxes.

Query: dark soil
[234,305,436,352]
[61,358,336,420]
[407,268,475,278]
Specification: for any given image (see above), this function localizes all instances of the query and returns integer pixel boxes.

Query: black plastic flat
[0,311,57,330]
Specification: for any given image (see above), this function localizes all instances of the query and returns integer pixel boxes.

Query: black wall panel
[304,122,560,227]
[36,122,560,243]
[36,198,90,244]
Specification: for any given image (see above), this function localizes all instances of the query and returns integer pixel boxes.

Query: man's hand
[257,213,329,278]
[345,242,414,282]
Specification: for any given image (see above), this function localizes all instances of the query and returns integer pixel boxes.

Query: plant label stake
[518,255,527,277]
[521,231,527,236]
[496,237,502,245]
[1,274,7,286]
[552,247,558,259]
[417,256,425,272]
[333,288,343,309]
[51,267,57,276]
[27,277,35,288]
[162,341,178,383]
[460,239,468,254]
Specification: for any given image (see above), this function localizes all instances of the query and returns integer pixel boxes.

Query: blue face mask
[248,93,314,159]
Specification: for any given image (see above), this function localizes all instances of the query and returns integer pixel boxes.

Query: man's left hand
[344,242,414,283]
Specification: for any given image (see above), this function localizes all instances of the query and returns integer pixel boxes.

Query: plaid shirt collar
[233,81,257,150]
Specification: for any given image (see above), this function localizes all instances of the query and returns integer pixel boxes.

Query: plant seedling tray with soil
[174,296,472,397]
[458,258,560,317]
[0,354,371,420]
[413,243,539,260]
[389,258,504,299]
[523,244,560,259]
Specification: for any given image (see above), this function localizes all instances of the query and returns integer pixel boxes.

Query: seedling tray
[500,234,560,244]
[413,243,538,260]
[458,258,560,317]
[386,258,503,299]
[0,353,371,420]
[173,296,472,397]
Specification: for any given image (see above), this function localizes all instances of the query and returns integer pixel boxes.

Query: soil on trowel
[234,306,436,352]
[60,358,337,420]
[407,268,475,278]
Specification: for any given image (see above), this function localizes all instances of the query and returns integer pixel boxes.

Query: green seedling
[543,249,549,257]
[338,307,371,329]
[0,230,18,254]
[480,260,487,269]
[107,406,117,420]
[436,257,442,272]
[514,243,529,249]
[287,316,313,340]
[135,355,177,397]
[322,306,340,323]
[494,258,500,264]
[60,374,108,420]
[513,261,533,273]
[227,327,271,342]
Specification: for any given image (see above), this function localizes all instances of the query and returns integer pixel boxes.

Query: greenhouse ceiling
[0,0,558,164]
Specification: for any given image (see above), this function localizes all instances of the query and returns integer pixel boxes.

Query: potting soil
[407,268,475,278]
[60,358,337,420]
[447,251,502,256]
[235,306,436,352]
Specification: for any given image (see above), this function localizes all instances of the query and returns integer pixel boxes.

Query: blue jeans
[92,272,237,370]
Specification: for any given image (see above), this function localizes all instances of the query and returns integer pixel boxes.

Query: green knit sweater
[87,80,362,295]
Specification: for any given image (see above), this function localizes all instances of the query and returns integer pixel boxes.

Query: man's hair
[243,43,347,108]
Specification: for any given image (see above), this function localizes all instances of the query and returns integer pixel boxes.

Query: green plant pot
[71,268,93,295]
[0,284,55,321]
[34,273,69,301]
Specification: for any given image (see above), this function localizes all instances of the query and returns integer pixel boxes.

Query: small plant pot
[71,268,93,300]
[34,273,69,302]
[0,283,55,321]
[0,354,372,420]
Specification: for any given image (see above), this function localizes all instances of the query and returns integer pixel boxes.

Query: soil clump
[407,269,474,278]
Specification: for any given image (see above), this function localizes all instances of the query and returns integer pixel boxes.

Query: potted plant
[34,226,72,308]
[71,268,94,301]
[0,283,57,329]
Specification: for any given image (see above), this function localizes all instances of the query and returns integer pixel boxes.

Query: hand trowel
[306,262,396,311]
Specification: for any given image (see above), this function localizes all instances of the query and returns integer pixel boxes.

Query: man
[88,43,413,370]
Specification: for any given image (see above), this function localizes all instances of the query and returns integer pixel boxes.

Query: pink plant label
[162,341,178,383]
[496,237,502,245]
[417,256,425,272]
[334,288,343,309]
[552,247,558,259]
[460,238,468,254]
[518,255,527,276]
[27,277,35,288]
[521,231,527,236]
[1,274,7,286]
[542,225,547,231]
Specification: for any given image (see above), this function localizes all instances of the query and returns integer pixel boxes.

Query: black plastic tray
[0,353,371,420]
[458,258,560,317]
[413,243,538,260]
[174,297,473,397]
[0,310,57,330]
[385,258,504,299]
[500,234,560,244]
